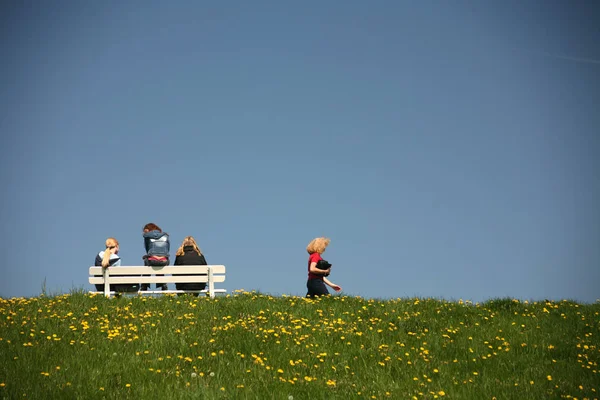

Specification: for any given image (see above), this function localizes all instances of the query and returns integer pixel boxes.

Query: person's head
[102,237,119,267]
[306,237,331,255]
[176,236,202,257]
[143,223,162,233]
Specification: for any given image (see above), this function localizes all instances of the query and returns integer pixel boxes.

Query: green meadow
[0,291,598,399]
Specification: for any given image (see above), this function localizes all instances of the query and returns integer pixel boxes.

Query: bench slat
[89,289,227,295]
[89,276,226,284]
[89,265,225,275]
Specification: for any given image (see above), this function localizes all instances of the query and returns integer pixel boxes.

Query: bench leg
[103,268,110,298]
[208,268,215,299]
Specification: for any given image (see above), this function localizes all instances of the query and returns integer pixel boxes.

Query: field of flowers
[0,290,598,399]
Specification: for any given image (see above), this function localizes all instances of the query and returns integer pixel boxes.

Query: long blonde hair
[176,236,202,256]
[306,237,331,254]
[102,237,119,267]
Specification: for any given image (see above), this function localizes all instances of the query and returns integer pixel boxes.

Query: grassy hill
[0,291,598,399]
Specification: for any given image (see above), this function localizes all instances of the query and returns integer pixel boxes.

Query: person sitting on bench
[141,222,170,291]
[174,236,208,296]
[94,237,138,293]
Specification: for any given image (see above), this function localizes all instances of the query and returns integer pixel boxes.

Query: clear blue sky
[1,0,599,302]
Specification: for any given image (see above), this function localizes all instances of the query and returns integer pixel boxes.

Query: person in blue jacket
[141,222,170,291]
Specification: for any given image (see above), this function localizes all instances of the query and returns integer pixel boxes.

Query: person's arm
[323,277,342,292]
[142,233,150,254]
[174,255,182,266]
[142,237,148,260]
[308,262,330,276]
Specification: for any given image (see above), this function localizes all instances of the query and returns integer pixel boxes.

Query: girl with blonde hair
[306,237,342,298]
[98,238,120,268]
[93,237,136,292]
[174,236,208,295]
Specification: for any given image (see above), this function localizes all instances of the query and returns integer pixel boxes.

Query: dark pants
[114,284,139,292]
[175,282,206,296]
[95,283,139,292]
[306,279,329,298]
[142,258,168,289]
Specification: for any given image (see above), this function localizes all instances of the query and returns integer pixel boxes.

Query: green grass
[0,291,598,399]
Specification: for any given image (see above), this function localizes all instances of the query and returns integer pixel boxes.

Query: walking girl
[306,237,342,298]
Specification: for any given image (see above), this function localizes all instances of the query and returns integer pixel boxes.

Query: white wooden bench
[89,265,226,298]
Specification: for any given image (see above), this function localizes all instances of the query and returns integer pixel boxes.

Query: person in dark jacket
[174,236,208,296]
[141,222,170,291]
[94,237,138,293]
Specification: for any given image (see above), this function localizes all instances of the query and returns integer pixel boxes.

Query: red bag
[147,255,168,266]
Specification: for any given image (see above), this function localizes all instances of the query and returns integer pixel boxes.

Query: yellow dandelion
[547,375,552,381]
